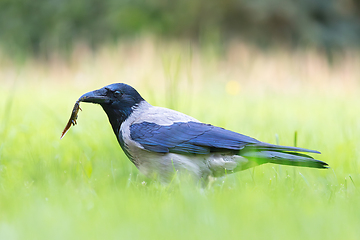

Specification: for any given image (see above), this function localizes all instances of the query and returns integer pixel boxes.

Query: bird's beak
[78,89,110,104]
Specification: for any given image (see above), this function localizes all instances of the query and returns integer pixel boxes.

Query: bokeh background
[1,1,360,239]
[2,0,360,56]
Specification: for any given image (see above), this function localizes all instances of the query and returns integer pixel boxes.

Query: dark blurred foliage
[0,0,359,55]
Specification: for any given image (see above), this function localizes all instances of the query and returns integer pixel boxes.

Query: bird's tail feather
[246,143,321,154]
[242,150,328,169]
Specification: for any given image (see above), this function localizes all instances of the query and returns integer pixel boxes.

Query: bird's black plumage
[80,83,144,135]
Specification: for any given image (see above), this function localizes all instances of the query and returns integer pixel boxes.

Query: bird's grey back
[132,105,200,126]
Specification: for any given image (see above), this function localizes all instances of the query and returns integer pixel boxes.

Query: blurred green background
[1,0,360,56]
[1,1,360,240]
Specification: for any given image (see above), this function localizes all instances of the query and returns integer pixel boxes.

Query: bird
[63,83,328,184]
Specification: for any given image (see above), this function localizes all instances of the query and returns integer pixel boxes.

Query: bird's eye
[114,90,123,98]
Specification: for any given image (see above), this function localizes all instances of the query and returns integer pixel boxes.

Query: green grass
[1,42,360,239]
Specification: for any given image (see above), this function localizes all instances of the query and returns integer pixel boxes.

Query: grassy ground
[1,41,360,239]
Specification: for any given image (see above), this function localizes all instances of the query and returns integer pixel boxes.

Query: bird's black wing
[130,121,319,155]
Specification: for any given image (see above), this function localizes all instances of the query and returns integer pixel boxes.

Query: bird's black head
[78,83,145,134]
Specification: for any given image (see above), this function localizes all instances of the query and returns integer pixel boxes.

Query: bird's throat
[101,105,133,136]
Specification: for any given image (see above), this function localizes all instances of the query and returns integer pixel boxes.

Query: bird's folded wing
[130,121,320,155]
[129,121,261,154]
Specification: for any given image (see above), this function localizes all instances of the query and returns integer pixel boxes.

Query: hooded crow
[62,83,328,183]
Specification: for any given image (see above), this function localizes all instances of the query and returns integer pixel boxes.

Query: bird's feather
[130,121,317,155]
[241,150,328,168]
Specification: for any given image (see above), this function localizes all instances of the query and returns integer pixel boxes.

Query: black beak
[78,88,110,104]
[60,87,112,139]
